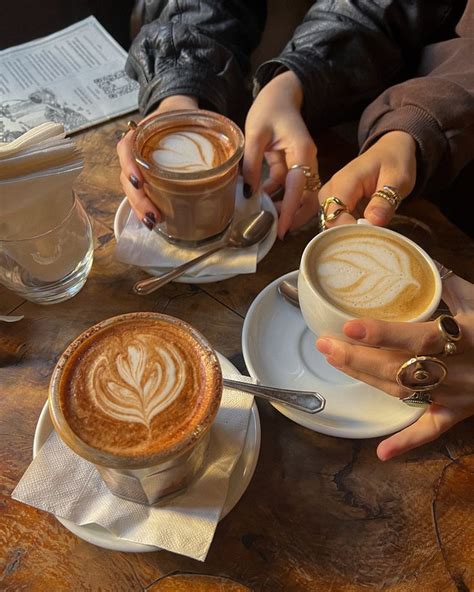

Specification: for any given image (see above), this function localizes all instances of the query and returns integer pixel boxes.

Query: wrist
[379,131,417,156]
[264,70,304,110]
[159,95,199,111]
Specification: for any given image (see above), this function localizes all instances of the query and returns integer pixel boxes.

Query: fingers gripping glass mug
[133,109,245,245]
[0,193,93,304]
[298,224,442,338]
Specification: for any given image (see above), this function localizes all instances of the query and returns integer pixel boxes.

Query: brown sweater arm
[358,37,474,197]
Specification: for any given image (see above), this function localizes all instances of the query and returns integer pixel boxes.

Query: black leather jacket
[126,1,473,198]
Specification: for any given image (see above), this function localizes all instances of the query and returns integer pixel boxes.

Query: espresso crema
[57,315,222,463]
[310,228,436,321]
[142,126,233,173]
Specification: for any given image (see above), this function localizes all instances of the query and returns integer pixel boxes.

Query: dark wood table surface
[1,115,473,592]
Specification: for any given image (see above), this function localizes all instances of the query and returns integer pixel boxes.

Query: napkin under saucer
[12,354,260,560]
[114,179,277,283]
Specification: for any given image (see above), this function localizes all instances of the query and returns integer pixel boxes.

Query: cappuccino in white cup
[298,224,442,338]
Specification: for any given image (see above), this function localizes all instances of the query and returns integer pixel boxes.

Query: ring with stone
[436,315,462,356]
[396,355,448,392]
[370,186,402,210]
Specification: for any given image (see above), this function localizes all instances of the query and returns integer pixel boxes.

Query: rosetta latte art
[317,236,421,311]
[152,131,215,172]
[88,336,186,428]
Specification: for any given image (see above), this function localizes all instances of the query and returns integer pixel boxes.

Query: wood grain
[1,116,473,592]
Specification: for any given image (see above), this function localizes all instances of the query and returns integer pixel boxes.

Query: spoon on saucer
[277,278,300,308]
[223,378,325,413]
[133,210,274,295]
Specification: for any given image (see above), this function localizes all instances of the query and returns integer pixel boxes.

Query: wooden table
[1,116,473,592]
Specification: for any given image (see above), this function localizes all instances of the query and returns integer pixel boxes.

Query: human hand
[243,70,320,239]
[318,131,417,228]
[315,273,474,460]
[116,95,199,230]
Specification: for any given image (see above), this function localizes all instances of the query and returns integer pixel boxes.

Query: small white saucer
[242,271,424,439]
[33,353,260,553]
[113,193,278,284]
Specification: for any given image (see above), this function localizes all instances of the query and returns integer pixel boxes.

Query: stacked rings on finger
[289,164,322,192]
[370,185,402,210]
[436,314,462,356]
[396,355,448,407]
[318,196,349,231]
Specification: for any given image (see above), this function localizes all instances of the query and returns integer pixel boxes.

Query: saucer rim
[113,192,278,284]
[242,270,424,439]
[32,352,261,553]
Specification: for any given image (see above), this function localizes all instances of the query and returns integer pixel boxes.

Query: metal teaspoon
[223,378,325,413]
[133,210,274,295]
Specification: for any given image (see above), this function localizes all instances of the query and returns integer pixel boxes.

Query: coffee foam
[152,131,215,172]
[311,229,435,321]
[59,317,222,461]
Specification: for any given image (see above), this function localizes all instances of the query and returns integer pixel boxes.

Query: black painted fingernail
[243,183,252,199]
[142,214,156,231]
[145,211,156,225]
[129,174,141,189]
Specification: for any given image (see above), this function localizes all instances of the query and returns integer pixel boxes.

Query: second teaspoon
[223,378,325,414]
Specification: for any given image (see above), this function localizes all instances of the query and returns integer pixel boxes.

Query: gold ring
[371,188,401,209]
[288,165,321,192]
[127,120,138,130]
[401,391,433,407]
[318,196,349,231]
[436,315,462,356]
[396,355,447,392]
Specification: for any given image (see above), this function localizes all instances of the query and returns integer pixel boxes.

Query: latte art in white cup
[298,224,442,339]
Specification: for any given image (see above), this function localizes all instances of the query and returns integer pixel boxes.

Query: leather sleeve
[126,0,266,116]
[254,0,460,132]
[359,36,474,196]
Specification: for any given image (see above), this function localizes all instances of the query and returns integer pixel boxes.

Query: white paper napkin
[114,178,266,277]
[12,374,255,562]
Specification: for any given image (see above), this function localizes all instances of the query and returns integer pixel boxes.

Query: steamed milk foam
[146,127,232,173]
[55,315,222,464]
[310,226,436,321]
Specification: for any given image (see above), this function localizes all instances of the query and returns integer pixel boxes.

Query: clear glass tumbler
[0,194,93,304]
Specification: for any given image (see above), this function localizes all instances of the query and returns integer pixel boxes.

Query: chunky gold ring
[318,196,349,231]
[401,391,433,407]
[289,164,321,192]
[396,355,448,392]
[127,120,138,130]
[371,186,402,210]
[436,315,462,356]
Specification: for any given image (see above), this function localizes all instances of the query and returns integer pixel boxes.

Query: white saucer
[33,353,260,553]
[113,193,278,284]
[242,271,424,439]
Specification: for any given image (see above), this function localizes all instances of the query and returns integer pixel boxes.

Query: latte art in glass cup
[133,110,244,245]
[298,224,442,339]
[48,312,222,505]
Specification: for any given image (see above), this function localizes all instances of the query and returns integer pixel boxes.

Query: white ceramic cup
[298,223,442,339]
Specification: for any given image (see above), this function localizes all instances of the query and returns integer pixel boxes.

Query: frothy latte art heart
[142,125,233,173]
[310,228,436,321]
[52,314,222,466]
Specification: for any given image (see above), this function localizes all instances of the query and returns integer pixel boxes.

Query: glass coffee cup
[133,109,244,246]
[298,223,442,339]
[48,312,223,505]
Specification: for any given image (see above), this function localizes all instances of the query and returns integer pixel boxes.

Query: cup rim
[0,192,78,243]
[132,109,245,181]
[300,223,442,323]
[48,312,223,470]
